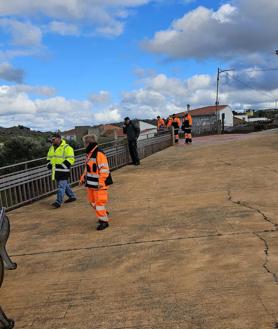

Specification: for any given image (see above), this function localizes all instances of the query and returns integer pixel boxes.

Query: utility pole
[216,68,220,109]
[275,51,278,109]
[215,67,234,133]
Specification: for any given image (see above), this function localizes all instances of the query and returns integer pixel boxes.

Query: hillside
[0,125,51,143]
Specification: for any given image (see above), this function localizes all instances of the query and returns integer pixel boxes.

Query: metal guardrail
[0,131,172,211]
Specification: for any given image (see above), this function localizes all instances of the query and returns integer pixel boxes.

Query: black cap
[157,116,160,119]
[52,132,61,138]
[124,117,130,121]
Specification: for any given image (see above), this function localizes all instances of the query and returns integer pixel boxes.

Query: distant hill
[253,109,278,119]
[0,125,51,143]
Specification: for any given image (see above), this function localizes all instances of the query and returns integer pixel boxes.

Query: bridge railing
[0,131,172,211]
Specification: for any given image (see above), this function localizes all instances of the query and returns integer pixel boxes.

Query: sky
[0,0,278,131]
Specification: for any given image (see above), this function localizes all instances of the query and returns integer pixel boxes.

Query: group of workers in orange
[156,107,193,144]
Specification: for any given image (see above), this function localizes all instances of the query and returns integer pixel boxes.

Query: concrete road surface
[2,130,278,329]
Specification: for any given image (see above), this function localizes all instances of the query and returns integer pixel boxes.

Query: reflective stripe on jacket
[47,140,75,181]
[84,147,110,190]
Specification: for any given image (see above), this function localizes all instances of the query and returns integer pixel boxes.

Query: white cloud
[118,67,278,119]
[13,85,56,97]
[0,84,121,130]
[0,86,37,115]
[0,0,152,38]
[0,18,42,47]
[48,21,80,36]
[0,63,24,83]
[212,4,237,23]
[0,49,36,61]
[93,108,121,123]
[89,90,111,105]
[1,64,278,130]
[122,88,165,106]
[143,0,278,60]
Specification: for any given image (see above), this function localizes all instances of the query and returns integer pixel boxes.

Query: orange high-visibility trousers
[87,189,109,222]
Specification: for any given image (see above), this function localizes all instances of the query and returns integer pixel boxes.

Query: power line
[225,72,276,101]
[237,67,278,73]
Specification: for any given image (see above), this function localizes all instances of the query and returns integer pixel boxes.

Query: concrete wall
[75,126,90,143]
[191,115,220,136]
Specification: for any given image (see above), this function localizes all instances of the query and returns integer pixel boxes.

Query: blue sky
[0,0,278,130]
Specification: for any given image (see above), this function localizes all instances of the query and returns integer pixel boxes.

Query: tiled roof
[62,128,76,135]
[102,124,121,131]
[176,105,228,117]
[101,125,125,137]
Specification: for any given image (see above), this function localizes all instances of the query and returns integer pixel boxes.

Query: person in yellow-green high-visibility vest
[47,133,76,208]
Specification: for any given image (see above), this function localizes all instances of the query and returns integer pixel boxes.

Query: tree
[1,137,49,166]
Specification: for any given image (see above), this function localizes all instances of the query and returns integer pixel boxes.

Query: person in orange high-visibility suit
[156,116,165,131]
[80,134,113,231]
[172,114,181,143]
[166,115,173,128]
[182,112,193,144]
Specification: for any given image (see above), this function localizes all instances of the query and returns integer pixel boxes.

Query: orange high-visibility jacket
[81,146,111,190]
[172,117,181,129]
[184,114,192,126]
[157,118,165,129]
[167,118,173,127]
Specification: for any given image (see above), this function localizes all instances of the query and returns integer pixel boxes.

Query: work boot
[97,221,109,231]
[51,202,60,208]
[64,197,77,203]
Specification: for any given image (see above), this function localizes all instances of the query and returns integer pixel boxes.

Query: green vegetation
[0,126,82,168]
[0,136,50,167]
[253,109,278,119]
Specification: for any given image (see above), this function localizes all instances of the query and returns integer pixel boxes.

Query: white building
[234,115,269,123]
[138,121,157,141]
[234,114,249,122]
[247,117,269,122]
[177,105,234,129]
[189,105,234,127]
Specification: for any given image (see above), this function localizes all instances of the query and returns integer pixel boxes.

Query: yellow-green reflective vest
[47,140,75,180]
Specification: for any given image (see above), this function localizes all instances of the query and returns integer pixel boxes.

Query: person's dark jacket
[123,121,140,141]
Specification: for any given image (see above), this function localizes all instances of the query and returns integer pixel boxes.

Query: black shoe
[51,202,60,208]
[64,197,77,203]
[97,221,109,231]
[134,162,140,166]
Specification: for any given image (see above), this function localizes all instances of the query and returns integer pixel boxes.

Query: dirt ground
[2,130,278,329]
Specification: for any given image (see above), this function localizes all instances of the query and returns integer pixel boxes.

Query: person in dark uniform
[123,117,140,165]
[182,112,193,144]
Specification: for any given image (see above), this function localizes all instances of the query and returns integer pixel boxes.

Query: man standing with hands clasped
[123,117,140,166]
